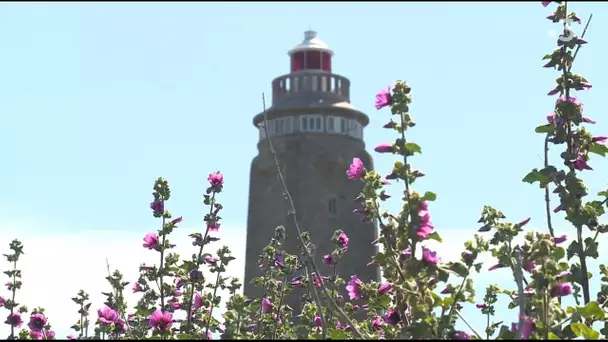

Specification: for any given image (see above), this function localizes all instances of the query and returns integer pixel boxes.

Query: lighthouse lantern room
[289,30,333,73]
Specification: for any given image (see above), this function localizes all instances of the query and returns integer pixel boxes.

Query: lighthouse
[243,30,379,312]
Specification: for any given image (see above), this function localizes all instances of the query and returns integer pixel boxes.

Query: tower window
[340,118,347,133]
[301,117,308,131]
[327,116,335,132]
[328,197,338,216]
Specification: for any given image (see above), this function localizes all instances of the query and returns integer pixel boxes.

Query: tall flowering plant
[0,1,607,340]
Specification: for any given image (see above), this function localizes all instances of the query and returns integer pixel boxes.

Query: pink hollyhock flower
[523,260,536,273]
[553,204,564,213]
[30,330,43,340]
[592,136,607,144]
[5,312,22,328]
[313,316,322,327]
[422,248,439,265]
[149,310,173,332]
[374,143,394,153]
[171,216,183,225]
[378,282,393,295]
[551,283,572,298]
[346,157,365,180]
[511,316,535,339]
[517,217,531,227]
[556,96,581,106]
[476,304,487,309]
[97,306,119,325]
[208,222,221,232]
[204,255,219,264]
[338,233,349,248]
[383,121,394,129]
[208,172,224,189]
[553,234,567,244]
[67,335,76,340]
[346,275,362,300]
[453,331,471,340]
[323,254,334,265]
[385,310,400,325]
[132,283,143,293]
[142,233,159,250]
[583,116,596,124]
[194,293,203,310]
[556,271,571,280]
[372,316,383,330]
[290,276,303,288]
[28,313,47,332]
[488,263,506,271]
[573,156,592,171]
[542,1,552,7]
[262,298,272,313]
[45,330,56,340]
[150,200,164,216]
[375,87,392,110]
[0,296,4,308]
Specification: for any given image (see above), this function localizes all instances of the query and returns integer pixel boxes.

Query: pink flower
[28,313,47,332]
[573,156,592,171]
[30,330,43,340]
[313,316,322,327]
[383,121,394,129]
[375,88,392,110]
[149,310,173,331]
[541,1,552,7]
[553,204,564,213]
[551,283,572,298]
[323,254,334,265]
[553,234,567,244]
[372,316,383,330]
[453,331,471,340]
[476,304,487,309]
[374,143,394,154]
[262,298,272,313]
[511,316,535,339]
[291,276,303,288]
[583,117,596,124]
[5,312,22,328]
[385,309,400,325]
[378,282,393,295]
[208,172,224,190]
[67,334,76,340]
[0,296,4,308]
[592,136,607,144]
[142,233,159,250]
[556,271,571,280]
[346,275,362,300]
[208,222,221,232]
[132,283,143,293]
[97,306,119,325]
[46,330,56,340]
[517,217,531,227]
[488,263,506,271]
[204,255,219,264]
[150,200,164,216]
[422,248,439,265]
[338,233,349,248]
[194,293,203,310]
[171,216,183,225]
[523,261,536,273]
[556,96,580,106]
[346,158,365,180]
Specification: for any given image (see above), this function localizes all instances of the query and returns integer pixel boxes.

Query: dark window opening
[322,52,331,72]
[328,198,337,215]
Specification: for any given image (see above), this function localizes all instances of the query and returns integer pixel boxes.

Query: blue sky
[0,1,607,339]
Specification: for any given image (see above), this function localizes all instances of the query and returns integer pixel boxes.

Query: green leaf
[328,329,347,340]
[522,169,542,184]
[597,191,608,197]
[589,143,608,157]
[421,191,437,202]
[448,262,469,278]
[427,231,442,243]
[552,246,565,260]
[584,237,599,259]
[374,294,392,309]
[570,322,600,340]
[548,332,560,340]
[576,301,606,320]
[404,142,422,155]
[535,124,555,134]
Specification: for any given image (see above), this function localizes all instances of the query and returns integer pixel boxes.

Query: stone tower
[244,30,379,311]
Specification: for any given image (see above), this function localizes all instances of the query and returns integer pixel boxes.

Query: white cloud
[0,223,605,338]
